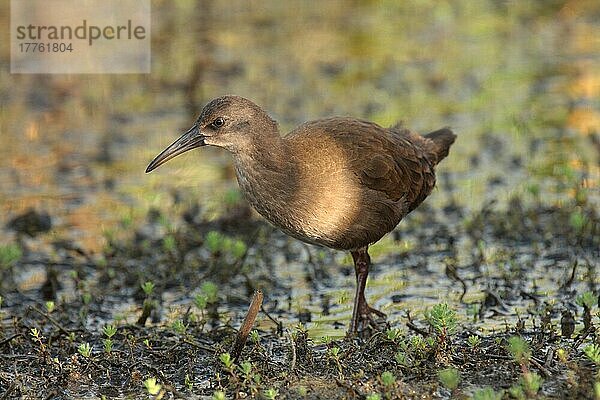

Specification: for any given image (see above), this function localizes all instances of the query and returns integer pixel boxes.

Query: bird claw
[354,304,387,333]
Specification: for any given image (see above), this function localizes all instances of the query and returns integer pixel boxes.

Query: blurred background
[1,0,598,251]
[0,5,599,397]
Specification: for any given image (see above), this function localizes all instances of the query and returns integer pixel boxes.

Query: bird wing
[289,118,437,211]
[356,127,437,212]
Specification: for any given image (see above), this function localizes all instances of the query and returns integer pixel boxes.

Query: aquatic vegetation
[438,367,460,391]
[472,387,504,400]
[102,324,117,353]
[77,342,92,358]
[467,335,482,349]
[0,243,21,268]
[138,281,157,326]
[143,377,162,396]
[507,336,543,398]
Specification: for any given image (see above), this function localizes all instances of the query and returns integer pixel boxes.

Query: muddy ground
[0,182,598,399]
[1,1,600,399]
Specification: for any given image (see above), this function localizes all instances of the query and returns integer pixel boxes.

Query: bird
[146,95,456,334]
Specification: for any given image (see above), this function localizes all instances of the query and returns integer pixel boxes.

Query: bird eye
[212,117,225,128]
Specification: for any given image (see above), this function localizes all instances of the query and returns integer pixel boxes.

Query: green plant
[223,188,242,206]
[141,281,155,296]
[0,243,22,268]
[507,336,543,398]
[81,292,92,305]
[386,328,402,342]
[162,234,176,253]
[205,231,225,254]
[472,386,503,400]
[569,209,585,231]
[328,346,340,357]
[205,231,247,261]
[426,303,458,335]
[78,342,92,358]
[184,373,193,391]
[526,183,540,198]
[45,301,55,313]
[144,377,162,396]
[138,282,157,326]
[171,319,187,335]
[508,372,543,399]
[556,348,567,363]
[30,327,47,354]
[395,351,409,367]
[467,335,482,348]
[212,391,226,400]
[379,371,396,400]
[239,361,252,377]
[366,394,382,400]
[507,336,530,364]
[220,352,234,370]
[103,324,117,338]
[409,335,428,351]
[103,338,113,353]
[438,367,459,390]
[230,239,247,259]
[584,344,600,365]
[380,371,395,387]
[328,346,343,378]
[120,212,134,228]
[466,303,481,322]
[102,325,117,353]
[576,291,595,309]
[201,281,219,303]
[194,293,208,310]
[263,388,278,400]
[250,329,260,344]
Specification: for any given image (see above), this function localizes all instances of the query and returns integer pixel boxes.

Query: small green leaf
[141,281,155,296]
[103,324,117,338]
[143,377,161,395]
[507,336,530,364]
[219,352,233,369]
[0,243,22,267]
[201,281,219,303]
[438,367,459,390]
[380,371,395,387]
[78,342,92,358]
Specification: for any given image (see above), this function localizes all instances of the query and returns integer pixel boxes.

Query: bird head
[146,95,277,173]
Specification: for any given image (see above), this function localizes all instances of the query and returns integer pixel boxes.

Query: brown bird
[146,96,455,333]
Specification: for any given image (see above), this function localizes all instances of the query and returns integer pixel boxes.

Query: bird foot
[351,302,388,334]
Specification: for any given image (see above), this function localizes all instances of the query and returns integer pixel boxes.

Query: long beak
[145,125,206,173]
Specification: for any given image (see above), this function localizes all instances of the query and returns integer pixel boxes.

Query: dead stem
[230,290,263,360]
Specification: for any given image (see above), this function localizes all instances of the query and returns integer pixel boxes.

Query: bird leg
[349,247,386,334]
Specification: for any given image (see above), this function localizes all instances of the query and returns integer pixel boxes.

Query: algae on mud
[0,190,598,398]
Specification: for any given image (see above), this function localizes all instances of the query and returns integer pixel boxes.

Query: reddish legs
[349,247,386,334]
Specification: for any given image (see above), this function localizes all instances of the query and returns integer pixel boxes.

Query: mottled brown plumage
[146,95,456,333]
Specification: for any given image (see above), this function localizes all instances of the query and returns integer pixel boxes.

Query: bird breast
[232,134,399,250]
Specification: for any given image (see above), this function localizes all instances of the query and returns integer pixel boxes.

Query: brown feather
[170,97,456,251]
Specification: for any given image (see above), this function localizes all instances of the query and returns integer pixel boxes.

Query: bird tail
[424,127,456,163]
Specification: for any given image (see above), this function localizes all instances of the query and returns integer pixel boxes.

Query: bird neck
[231,134,299,216]
[232,133,292,185]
